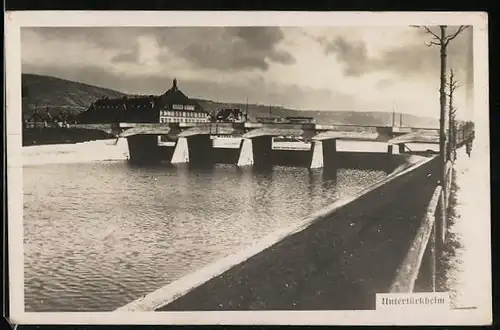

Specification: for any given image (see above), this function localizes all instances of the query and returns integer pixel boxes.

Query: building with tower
[77,78,210,125]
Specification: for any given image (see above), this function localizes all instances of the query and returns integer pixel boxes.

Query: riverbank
[22,127,115,147]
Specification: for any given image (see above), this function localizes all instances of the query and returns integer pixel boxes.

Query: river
[23,142,388,312]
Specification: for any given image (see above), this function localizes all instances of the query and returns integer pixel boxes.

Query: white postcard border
[5,10,491,325]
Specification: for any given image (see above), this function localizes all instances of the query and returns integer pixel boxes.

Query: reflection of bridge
[74,122,446,167]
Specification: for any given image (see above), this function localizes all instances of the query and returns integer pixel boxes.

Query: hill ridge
[21,73,439,128]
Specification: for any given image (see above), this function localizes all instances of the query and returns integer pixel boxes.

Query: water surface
[24,160,387,312]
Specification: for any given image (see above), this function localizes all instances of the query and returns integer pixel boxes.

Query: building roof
[78,78,206,123]
[91,79,202,111]
[26,109,53,122]
[159,78,203,110]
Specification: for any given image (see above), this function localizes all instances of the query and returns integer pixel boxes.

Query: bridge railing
[389,184,442,293]
[390,159,454,293]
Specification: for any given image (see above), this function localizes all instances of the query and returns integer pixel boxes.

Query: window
[185,105,195,111]
[172,104,184,110]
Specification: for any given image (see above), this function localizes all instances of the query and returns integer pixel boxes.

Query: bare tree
[446,68,459,161]
[412,25,468,247]
[413,25,468,198]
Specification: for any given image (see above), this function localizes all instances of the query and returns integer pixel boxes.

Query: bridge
[72,122,446,168]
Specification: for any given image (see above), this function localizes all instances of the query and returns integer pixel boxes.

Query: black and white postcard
[5,11,491,326]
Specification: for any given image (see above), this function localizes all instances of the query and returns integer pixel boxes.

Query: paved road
[159,157,440,311]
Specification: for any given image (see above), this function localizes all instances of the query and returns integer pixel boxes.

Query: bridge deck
[312,131,382,142]
[118,124,173,138]
[388,132,439,145]
[178,124,245,137]
[242,128,316,139]
[73,123,440,140]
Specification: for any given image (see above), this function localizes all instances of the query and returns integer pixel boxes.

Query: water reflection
[24,162,386,312]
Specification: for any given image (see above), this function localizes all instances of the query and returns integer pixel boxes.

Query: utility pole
[246,97,249,122]
[400,113,403,127]
[392,101,396,127]
[447,68,459,161]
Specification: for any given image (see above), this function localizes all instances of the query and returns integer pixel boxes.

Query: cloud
[322,36,369,77]
[111,47,139,63]
[23,27,138,50]
[318,26,472,81]
[23,26,295,72]
[154,27,295,71]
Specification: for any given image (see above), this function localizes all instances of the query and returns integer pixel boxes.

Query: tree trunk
[439,26,448,213]
[448,74,454,162]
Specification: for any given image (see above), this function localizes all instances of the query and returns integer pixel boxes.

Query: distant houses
[24,107,77,129]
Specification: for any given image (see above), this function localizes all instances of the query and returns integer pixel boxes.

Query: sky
[21,26,474,120]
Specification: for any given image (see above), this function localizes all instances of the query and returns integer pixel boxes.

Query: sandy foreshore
[22,139,130,166]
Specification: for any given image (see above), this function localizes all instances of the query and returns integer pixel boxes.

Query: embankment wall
[117,155,439,312]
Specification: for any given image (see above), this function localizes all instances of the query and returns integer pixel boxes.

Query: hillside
[21,73,438,128]
[22,74,127,120]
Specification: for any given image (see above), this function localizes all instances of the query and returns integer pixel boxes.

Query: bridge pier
[322,139,338,169]
[171,135,213,167]
[237,138,254,166]
[252,136,273,168]
[171,137,189,164]
[127,135,169,164]
[237,136,273,168]
[398,143,405,154]
[387,144,394,155]
[307,139,339,169]
[387,143,406,155]
[309,141,324,169]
